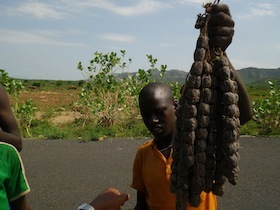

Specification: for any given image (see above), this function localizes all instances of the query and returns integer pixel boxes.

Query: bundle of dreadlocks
[170,1,240,209]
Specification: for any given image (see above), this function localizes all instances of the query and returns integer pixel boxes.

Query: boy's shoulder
[0,142,20,166]
[138,139,154,150]
[0,142,18,154]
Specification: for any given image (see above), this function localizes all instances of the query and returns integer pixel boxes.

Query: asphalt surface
[20,137,280,210]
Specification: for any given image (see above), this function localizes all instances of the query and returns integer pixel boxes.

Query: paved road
[21,137,280,210]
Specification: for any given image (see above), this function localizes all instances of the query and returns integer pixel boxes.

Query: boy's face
[139,92,176,139]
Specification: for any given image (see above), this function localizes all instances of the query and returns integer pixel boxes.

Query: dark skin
[207,4,235,51]
[0,85,22,151]
[139,82,177,156]
[136,82,177,210]
[89,187,130,210]
[134,5,253,209]
[207,4,253,123]
[10,196,31,210]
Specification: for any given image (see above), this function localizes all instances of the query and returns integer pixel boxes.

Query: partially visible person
[0,84,22,151]
[77,188,130,210]
[0,142,31,210]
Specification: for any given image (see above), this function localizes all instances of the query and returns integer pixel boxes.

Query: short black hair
[139,82,174,104]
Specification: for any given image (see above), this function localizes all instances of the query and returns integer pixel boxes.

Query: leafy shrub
[76,50,171,128]
[252,81,280,135]
[0,69,37,136]
[16,99,37,137]
[32,82,41,87]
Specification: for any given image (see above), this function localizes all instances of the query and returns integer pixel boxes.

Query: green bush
[252,81,280,135]
[76,50,171,128]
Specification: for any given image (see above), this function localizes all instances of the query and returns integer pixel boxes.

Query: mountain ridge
[118,67,280,85]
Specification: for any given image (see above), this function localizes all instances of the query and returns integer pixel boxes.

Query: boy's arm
[134,191,148,210]
[207,4,253,125]
[10,196,31,210]
[0,85,22,151]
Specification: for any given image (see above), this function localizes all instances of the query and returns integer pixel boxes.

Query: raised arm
[0,85,22,151]
[207,4,253,125]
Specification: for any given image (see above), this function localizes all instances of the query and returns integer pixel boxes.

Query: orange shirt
[131,140,217,210]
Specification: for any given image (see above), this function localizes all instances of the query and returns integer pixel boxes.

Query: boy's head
[139,82,177,139]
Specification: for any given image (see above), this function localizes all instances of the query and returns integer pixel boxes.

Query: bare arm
[134,191,148,210]
[0,85,22,151]
[207,4,253,125]
[10,196,31,210]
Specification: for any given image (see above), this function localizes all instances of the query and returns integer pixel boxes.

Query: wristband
[76,203,95,210]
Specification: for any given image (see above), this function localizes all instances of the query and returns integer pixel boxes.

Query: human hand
[206,4,235,51]
[89,188,130,210]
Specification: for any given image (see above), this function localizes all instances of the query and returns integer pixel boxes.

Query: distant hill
[115,69,188,84]
[12,67,280,87]
[119,67,280,85]
[236,67,280,84]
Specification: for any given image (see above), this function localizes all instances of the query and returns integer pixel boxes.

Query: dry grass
[18,89,80,111]
[9,88,82,125]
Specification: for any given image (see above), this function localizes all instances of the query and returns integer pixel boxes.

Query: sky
[0,0,279,80]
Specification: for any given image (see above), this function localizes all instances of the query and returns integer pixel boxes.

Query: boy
[131,79,252,209]
[131,4,253,209]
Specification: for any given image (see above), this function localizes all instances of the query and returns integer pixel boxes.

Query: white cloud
[176,0,204,6]
[8,1,70,19]
[0,29,85,47]
[251,3,276,16]
[79,0,172,16]
[237,3,276,19]
[4,0,172,19]
[100,33,136,43]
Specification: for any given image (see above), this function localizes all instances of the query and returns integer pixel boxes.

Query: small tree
[253,81,280,135]
[76,50,170,129]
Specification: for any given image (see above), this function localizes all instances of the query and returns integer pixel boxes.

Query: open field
[18,88,81,111]
[6,79,279,138]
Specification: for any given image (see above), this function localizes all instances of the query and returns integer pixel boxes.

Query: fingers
[208,11,235,27]
[208,26,234,50]
[206,4,231,17]
[206,3,235,51]
[208,36,233,50]
[208,26,234,39]
[103,187,121,195]
[118,193,130,206]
